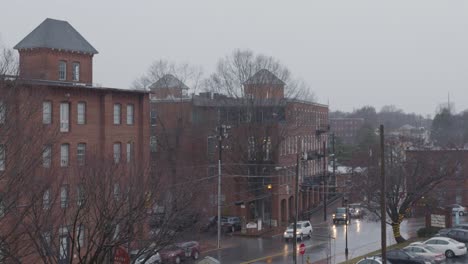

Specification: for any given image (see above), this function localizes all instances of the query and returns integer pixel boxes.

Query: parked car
[440,228,468,243]
[176,241,201,260]
[159,245,186,264]
[410,237,467,258]
[386,249,431,264]
[435,228,451,237]
[448,204,467,216]
[203,216,242,233]
[130,249,161,264]
[283,221,313,241]
[454,223,468,230]
[333,207,349,224]
[202,216,218,232]
[349,203,363,218]
[403,245,446,264]
[221,216,242,233]
[356,256,393,264]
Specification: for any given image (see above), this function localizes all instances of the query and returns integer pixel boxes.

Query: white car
[410,237,467,258]
[449,204,467,216]
[356,256,392,264]
[131,250,161,264]
[403,245,446,263]
[283,221,313,241]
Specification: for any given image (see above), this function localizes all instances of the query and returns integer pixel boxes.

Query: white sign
[246,222,257,229]
[431,214,446,228]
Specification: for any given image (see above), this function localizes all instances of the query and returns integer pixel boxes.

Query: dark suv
[333,207,349,224]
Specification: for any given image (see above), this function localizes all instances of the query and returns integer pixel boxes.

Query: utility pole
[332,133,336,198]
[293,153,300,264]
[323,140,327,222]
[380,125,386,264]
[217,124,230,249]
[345,198,349,259]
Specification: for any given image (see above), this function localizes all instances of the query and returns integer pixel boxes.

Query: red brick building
[1,18,149,263]
[150,70,329,227]
[329,118,364,145]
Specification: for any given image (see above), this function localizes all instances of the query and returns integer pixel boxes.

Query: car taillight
[457,245,465,249]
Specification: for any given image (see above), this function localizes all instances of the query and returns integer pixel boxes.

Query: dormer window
[72,62,80,81]
[58,61,67,80]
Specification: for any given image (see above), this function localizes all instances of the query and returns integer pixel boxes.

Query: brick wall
[18,48,94,84]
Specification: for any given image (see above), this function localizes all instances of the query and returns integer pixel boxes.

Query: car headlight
[342,214,346,217]
[332,214,335,217]
[284,231,287,235]
[296,231,300,234]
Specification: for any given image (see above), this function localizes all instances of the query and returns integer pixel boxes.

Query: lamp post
[267,184,273,228]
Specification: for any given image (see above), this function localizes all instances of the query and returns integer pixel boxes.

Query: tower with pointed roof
[149,74,189,99]
[14,18,98,85]
[243,69,285,99]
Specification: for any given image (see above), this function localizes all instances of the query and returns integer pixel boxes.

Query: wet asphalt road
[199,214,468,263]
[202,217,399,264]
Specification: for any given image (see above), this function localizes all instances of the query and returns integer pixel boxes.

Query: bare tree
[132,59,203,94]
[204,49,315,101]
[353,140,461,243]
[202,49,323,224]
[0,45,70,263]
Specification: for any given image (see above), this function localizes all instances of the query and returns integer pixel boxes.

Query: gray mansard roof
[149,74,189,90]
[244,69,285,86]
[14,18,98,54]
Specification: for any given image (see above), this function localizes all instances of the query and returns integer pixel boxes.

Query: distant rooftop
[14,18,98,54]
[149,74,189,90]
[244,69,285,86]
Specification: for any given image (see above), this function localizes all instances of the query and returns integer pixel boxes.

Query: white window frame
[113,183,120,200]
[60,185,69,208]
[77,102,86,125]
[113,143,121,164]
[43,145,52,168]
[60,102,70,132]
[126,104,134,125]
[248,136,255,160]
[150,136,157,153]
[263,137,271,161]
[113,104,121,125]
[60,144,69,167]
[77,185,85,206]
[72,62,80,81]
[0,100,5,124]
[59,61,67,80]
[42,231,52,255]
[76,225,85,249]
[0,144,5,171]
[43,101,52,124]
[77,143,86,166]
[59,227,69,261]
[43,189,50,210]
[126,142,132,163]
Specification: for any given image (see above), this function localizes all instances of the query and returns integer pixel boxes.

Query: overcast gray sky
[1,0,467,116]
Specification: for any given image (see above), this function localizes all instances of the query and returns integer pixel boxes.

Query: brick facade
[18,48,94,84]
[151,83,329,227]
[329,118,364,145]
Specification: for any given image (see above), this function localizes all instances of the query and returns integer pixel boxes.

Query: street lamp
[267,184,273,229]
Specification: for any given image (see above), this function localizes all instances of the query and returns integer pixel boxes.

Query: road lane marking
[239,241,328,264]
